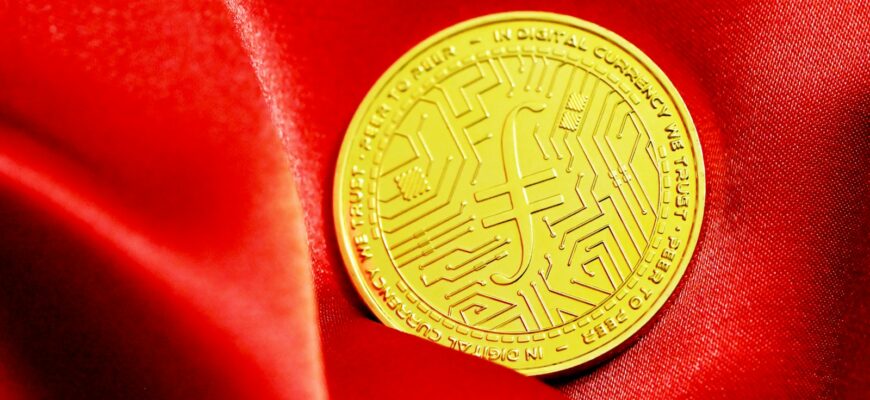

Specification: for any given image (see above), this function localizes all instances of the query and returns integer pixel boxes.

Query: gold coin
[334,12,704,376]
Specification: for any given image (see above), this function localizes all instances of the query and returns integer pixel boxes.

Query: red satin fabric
[0,1,867,399]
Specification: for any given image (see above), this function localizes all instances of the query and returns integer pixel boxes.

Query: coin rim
[333,10,706,376]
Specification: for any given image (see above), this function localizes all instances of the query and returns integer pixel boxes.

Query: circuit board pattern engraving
[334,12,705,375]
[377,52,659,333]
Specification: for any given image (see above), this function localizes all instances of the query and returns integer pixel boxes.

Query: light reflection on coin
[334,12,705,376]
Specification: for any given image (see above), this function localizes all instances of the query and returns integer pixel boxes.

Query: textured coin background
[334,12,705,376]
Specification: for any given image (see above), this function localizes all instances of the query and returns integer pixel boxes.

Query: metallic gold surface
[334,12,704,376]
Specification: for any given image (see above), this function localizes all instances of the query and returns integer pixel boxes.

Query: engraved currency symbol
[474,103,564,285]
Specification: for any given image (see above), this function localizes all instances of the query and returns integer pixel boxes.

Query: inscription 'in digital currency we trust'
[334,12,705,376]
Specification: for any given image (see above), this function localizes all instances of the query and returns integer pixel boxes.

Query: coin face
[334,12,704,376]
